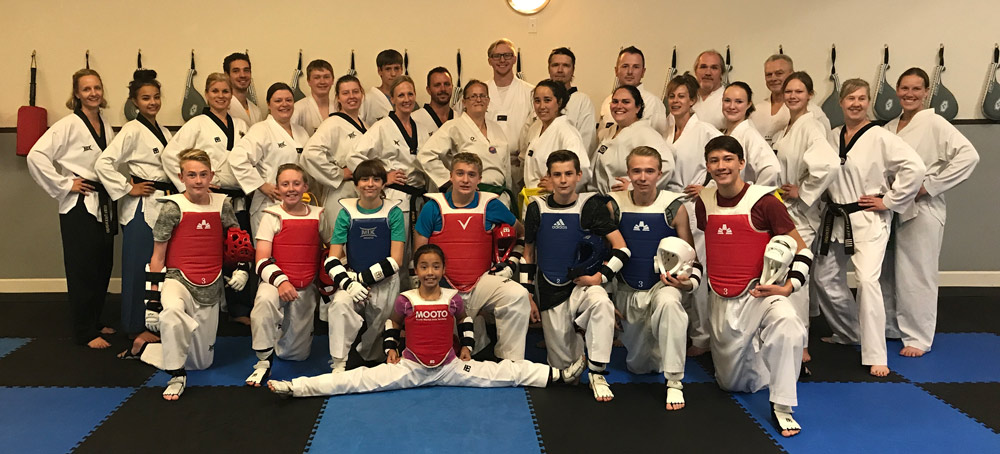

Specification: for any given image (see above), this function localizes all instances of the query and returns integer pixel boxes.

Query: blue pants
[121,200,154,335]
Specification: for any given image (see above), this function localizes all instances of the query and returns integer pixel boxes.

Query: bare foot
[687,345,709,357]
[802,348,811,363]
[118,336,150,359]
[100,326,116,335]
[137,331,160,343]
[665,387,685,410]
[870,365,890,377]
[232,316,251,326]
[87,337,111,349]
[899,346,926,357]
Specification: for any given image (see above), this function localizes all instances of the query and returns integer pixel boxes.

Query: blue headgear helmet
[566,234,609,280]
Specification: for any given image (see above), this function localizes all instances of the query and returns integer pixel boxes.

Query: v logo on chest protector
[457,216,473,230]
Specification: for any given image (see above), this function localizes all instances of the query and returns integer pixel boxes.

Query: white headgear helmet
[760,235,797,285]
[655,237,696,277]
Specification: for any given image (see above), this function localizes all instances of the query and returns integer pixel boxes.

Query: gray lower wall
[1,124,997,279]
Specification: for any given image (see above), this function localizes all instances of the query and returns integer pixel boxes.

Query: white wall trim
[0,278,122,294]
[0,272,998,293]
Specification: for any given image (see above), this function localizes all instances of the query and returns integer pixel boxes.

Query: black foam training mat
[528,383,784,453]
[74,386,326,454]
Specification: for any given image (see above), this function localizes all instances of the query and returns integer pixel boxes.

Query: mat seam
[915,383,1000,435]
[68,386,142,453]
[729,394,789,454]
[524,388,546,453]
[303,396,330,452]
[0,337,33,360]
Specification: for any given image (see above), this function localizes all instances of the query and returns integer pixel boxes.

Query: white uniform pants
[813,234,890,365]
[709,291,805,407]
[460,274,530,360]
[288,357,549,397]
[614,284,688,377]
[327,274,399,362]
[140,279,219,371]
[883,204,944,352]
[251,283,317,361]
[684,200,711,349]
[540,285,615,369]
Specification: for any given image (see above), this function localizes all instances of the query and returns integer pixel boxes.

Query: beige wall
[2,0,999,127]
[1,0,997,283]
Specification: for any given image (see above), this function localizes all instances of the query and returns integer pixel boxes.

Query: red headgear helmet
[224,227,255,266]
[493,223,517,263]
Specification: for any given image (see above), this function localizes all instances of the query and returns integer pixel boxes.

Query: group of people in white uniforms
[25,38,981,440]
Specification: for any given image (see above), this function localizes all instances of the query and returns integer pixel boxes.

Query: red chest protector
[402,288,459,368]
[426,192,496,292]
[267,206,323,288]
[162,193,227,286]
[701,185,774,298]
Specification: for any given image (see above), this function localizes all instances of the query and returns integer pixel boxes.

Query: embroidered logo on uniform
[196,219,212,230]
[348,132,357,139]
[464,364,472,372]
[633,221,650,232]
[489,146,497,154]
[296,147,303,154]
[83,145,93,151]
[152,147,160,154]
[215,137,222,143]
[428,132,434,137]
[497,115,508,121]
[360,227,377,239]
[604,122,614,128]
[552,219,568,230]
[527,149,534,157]
[717,224,732,235]
[376,116,385,122]
[457,216,473,230]
[208,344,215,351]
[277,141,286,148]
[239,131,245,138]
[597,145,608,154]
[469,136,476,142]
[394,140,400,147]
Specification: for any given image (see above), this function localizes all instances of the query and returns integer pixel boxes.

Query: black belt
[387,183,428,236]
[131,176,178,194]
[819,195,882,256]
[82,179,118,235]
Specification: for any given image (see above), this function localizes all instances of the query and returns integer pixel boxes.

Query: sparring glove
[344,280,369,304]
[490,261,515,280]
[227,269,249,291]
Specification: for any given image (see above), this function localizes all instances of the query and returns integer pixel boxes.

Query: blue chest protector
[340,198,400,271]
[611,190,682,290]
[534,193,594,286]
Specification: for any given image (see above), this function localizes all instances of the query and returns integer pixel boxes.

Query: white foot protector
[330,359,347,373]
[561,356,586,384]
[589,372,614,402]
[772,404,802,435]
[666,381,685,409]
[164,376,186,400]
[269,380,293,398]
[246,360,271,387]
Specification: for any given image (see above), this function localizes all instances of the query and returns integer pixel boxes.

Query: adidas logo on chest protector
[552,219,568,229]
[633,221,650,232]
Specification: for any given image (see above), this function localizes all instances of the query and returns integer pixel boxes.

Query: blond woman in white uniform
[814,78,925,377]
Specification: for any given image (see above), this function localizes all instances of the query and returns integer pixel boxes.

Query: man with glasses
[486,39,535,192]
